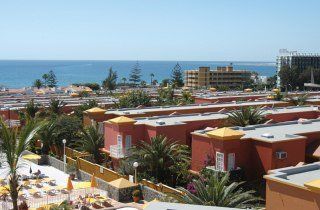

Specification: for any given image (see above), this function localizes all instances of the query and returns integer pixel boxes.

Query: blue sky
[0,0,319,61]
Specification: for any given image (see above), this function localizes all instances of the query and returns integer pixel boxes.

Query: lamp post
[133,162,139,184]
[62,139,67,173]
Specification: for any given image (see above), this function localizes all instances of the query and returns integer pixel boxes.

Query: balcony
[109,145,124,158]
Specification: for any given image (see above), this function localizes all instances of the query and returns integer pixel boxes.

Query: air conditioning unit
[276,151,287,159]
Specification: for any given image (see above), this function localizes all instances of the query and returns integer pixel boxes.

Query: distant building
[276,49,320,87]
[184,65,252,89]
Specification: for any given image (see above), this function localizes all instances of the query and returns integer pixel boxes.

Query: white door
[227,153,235,171]
[216,152,224,171]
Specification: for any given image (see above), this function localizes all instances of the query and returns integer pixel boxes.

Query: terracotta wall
[266,179,320,210]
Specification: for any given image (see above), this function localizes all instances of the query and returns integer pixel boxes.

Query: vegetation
[117,90,151,108]
[161,78,170,87]
[0,118,41,210]
[150,73,155,85]
[42,70,58,88]
[126,135,190,185]
[73,99,99,120]
[49,200,73,210]
[33,79,43,89]
[289,94,309,106]
[171,62,184,87]
[179,91,194,105]
[37,121,57,155]
[54,115,82,146]
[102,67,118,90]
[48,98,67,116]
[72,82,101,91]
[129,61,142,85]
[156,87,176,105]
[76,125,104,164]
[175,172,261,208]
[227,106,267,127]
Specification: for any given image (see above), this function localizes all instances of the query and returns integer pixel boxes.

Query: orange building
[103,106,320,170]
[264,162,320,210]
[191,118,320,180]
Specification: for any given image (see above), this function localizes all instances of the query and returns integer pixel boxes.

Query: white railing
[109,145,124,158]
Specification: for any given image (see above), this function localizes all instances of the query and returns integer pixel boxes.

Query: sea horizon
[0,60,277,88]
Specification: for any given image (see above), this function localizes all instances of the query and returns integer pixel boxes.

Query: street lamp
[62,139,67,172]
[133,162,139,184]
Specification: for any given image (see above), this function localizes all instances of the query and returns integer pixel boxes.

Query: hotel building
[184,66,251,88]
[191,118,320,180]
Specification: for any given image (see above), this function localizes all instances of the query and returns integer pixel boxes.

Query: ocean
[0,60,276,88]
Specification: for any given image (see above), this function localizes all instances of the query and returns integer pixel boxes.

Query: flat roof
[106,100,287,116]
[265,162,320,189]
[193,117,320,143]
[133,106,319,127]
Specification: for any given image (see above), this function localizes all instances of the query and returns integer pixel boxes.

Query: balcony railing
[109,145,124,158]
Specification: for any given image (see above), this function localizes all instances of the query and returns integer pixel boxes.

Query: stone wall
[140,185,166,201]
[47,155,65,172]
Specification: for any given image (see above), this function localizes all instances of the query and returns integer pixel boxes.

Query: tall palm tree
[48,98,66,116]
[37,121,57,155]
[128,135,190,183]
[121,77,127,85]
[75,125,104,164]
[150,73,155,85]
[227,106,267,127]
[176,173,261,208]
[0,118,41,210]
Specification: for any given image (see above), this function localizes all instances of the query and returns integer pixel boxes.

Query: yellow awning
[22,154,41,160]
[108,178,137,189]
[206,127,244,140]
[84,107,106,114]
[304,179,320,192]
[108,116,136,124]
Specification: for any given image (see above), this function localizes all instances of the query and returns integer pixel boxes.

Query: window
[216,152,224,171]
[227,153,235,171]
[117,135,122,148]
[125,135,132,150]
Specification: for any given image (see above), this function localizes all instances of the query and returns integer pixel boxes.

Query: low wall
[140,185,166,201]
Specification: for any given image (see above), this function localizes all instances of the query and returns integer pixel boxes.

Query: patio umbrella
[91,173,97,188]
[66,176,74,191]
[22,154,41,160]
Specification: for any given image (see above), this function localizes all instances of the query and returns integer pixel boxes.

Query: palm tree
[289,94,308,106]
[227,106,267,127]
[176,172,261,208]
[37,121,57,155]
[128,135,190,183]
[150,73,155,85]
[25,99,40,118]
[75,125,104,164]
[33,79,43,89]
[0,118,41,210]
[48,98,66,116]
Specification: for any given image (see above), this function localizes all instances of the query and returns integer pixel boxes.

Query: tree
[156,87,176,105]
[25,99,41,119]
[129,61,142,86]
[127,135,190,184]
[279,66,300,90]
[0,118,41,210]
[171,62,184,87]
[227,106,267,127]
[73,99,99,120]
[121,77,127,85]
[37,121,57,155]
[161,78,170,87]
[42,73,49,87]
[179,91,195,105]
[150,73,155,85]
[46,70,58,88]
[48,98,67,116]
[102,67,118,90]
[33,79,43,89]
[76,125,104,164]
[54,115,82,147]
[175,172,261,208]
[117,90,151,108]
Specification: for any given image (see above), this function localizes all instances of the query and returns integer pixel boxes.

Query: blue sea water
[0,60,276,88]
